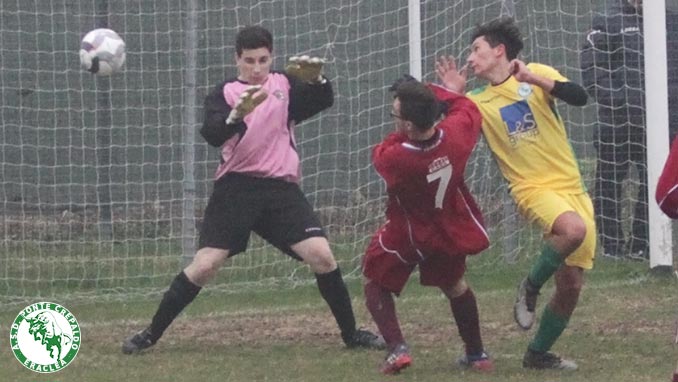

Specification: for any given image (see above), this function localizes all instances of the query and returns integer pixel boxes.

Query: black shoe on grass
[122,328,156,354]
[522,349,578,370]
[343,328,386,349]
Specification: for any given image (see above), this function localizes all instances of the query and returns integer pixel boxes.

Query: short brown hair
[395,82,440,131]
[235,26,273,56]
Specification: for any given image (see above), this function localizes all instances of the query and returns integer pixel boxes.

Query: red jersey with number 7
[372,84,489,258]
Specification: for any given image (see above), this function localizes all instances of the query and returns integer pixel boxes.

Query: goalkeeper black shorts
[198,172,326,259]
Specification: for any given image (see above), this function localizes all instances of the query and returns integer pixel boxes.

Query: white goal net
[0,0,672,305]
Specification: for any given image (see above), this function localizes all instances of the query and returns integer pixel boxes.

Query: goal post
[408,0,423,81]
[181,0,199,265]
[644,0,674,270]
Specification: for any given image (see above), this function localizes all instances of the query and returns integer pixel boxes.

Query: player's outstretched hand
[285,55,326,83]
[435,55,467,93]
[227,85,268,124]
[510,59,531,83]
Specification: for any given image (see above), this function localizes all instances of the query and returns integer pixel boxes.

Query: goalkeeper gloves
[226,85,268,125]
[285,55,326,83]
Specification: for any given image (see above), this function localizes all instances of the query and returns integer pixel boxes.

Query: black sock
[148,271,202,343]
[315,267,356,341]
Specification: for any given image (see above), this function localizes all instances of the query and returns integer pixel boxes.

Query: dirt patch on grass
[92,284,678,352]
[98,308,527,351]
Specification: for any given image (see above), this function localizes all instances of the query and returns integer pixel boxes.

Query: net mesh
[0,0,672,305]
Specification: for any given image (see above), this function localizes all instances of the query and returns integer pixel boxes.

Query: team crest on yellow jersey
[517,82,532,98]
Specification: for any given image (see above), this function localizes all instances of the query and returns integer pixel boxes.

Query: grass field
[1,257,676,382]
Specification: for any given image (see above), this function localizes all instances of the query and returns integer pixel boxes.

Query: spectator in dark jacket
[581,0,678,259]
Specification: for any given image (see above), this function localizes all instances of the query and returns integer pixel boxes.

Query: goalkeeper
[122,25,384,354]
[438,17,592,370]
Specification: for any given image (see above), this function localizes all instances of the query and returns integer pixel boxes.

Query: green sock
[528,305,569,353]
[527,244,563,288]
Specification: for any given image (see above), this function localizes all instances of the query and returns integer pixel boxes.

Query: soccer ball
[79,28,126,76]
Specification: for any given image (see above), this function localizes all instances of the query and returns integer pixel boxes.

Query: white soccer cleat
[514,277,539,330]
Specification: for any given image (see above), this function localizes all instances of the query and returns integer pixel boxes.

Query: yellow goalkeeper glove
[226,85,268,124]
[285,55,326,83]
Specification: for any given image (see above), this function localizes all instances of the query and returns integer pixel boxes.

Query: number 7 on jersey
[426,163,452,209]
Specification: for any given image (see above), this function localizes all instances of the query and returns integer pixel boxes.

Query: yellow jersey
[467,63,585,195]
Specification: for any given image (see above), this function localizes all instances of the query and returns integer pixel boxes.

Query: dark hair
[395,81,439,131]
[471,17,523,60]
[389,74,418,92]
[235,26,273,56]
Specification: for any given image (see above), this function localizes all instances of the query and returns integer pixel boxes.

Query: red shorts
[362,225,467,295]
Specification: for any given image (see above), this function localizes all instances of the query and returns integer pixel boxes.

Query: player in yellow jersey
[435,17,592,370]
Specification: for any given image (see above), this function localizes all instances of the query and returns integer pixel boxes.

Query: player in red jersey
[655,133,678,382]
[656,135,678,219]
[362,69,493,375]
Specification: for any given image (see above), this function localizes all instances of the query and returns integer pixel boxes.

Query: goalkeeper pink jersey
[200,71,333,184]
[218,73,298,182]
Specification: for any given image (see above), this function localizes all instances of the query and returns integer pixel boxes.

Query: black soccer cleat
[522,349,578,370]
[122,327,156,354]
[343,328,386,350]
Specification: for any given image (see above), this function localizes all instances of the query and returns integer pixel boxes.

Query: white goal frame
[643,0,673,269]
